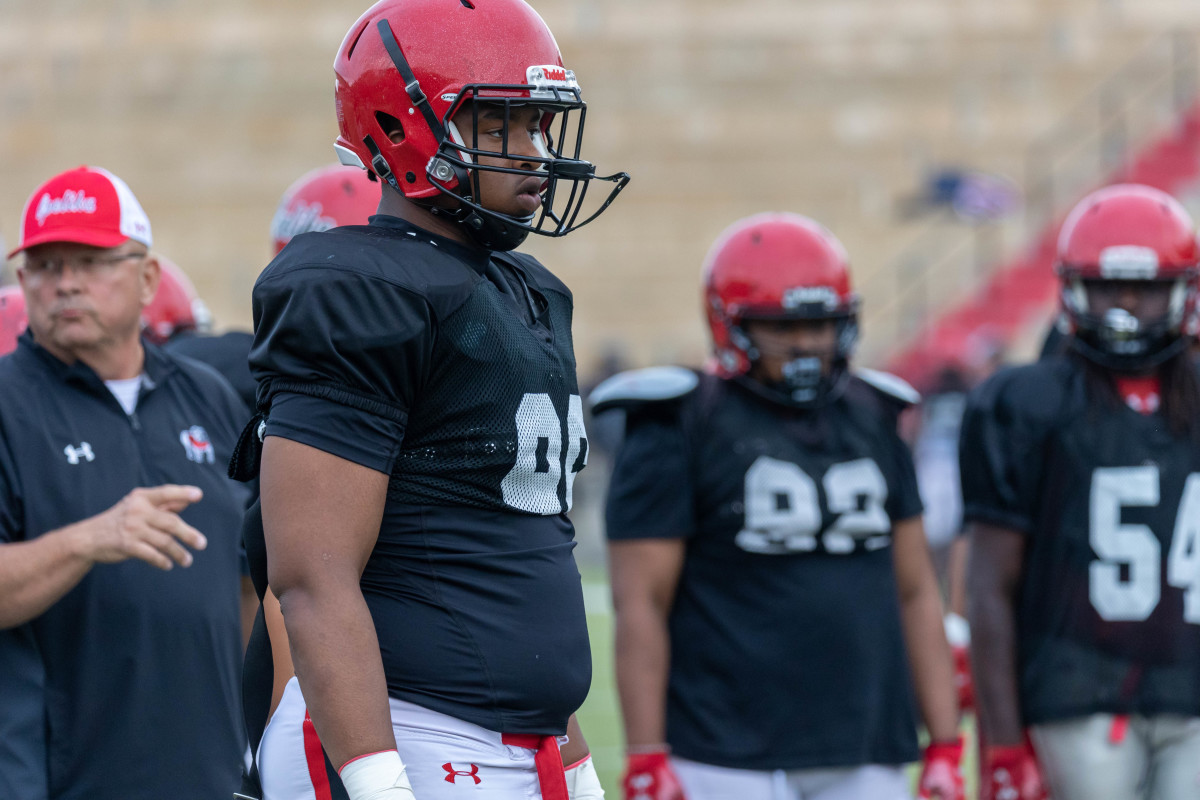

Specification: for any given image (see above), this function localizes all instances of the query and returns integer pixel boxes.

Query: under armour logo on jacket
[63,442,95,465]
[442,763,481,784]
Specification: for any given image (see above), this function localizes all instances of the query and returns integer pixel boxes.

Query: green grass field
[573,576,979,796]
[575,580,623,790]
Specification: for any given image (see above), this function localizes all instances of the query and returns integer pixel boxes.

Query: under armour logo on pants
[443,762,482,784]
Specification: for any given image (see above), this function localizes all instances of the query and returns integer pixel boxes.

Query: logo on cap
[35,190,98,226]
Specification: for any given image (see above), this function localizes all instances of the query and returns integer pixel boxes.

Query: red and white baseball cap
[9,165,152,258]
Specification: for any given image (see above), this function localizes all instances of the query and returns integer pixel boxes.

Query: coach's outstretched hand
[622,748,686,800]
[85,485,206,570]
[917,737,965,800]
[0,484,209,629]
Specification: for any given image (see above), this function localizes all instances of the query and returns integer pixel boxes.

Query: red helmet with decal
[1056,184,1199,370]
[271,165,379,254]
[0,284,27,356]
[704,212,860,380]
[332,0,627,250]
[142,256,211,344]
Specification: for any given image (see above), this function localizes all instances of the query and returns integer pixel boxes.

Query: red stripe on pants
[501,733,569,800]
[303,710,334,800]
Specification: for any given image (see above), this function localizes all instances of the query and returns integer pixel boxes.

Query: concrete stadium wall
[2,0,1199,380]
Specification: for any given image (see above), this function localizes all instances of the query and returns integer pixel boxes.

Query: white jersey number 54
[1090,467,1200,623]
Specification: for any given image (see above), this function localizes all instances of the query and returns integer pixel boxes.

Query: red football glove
[917,737,965,800]
[622,748,686,800]
[980,742,1048,800]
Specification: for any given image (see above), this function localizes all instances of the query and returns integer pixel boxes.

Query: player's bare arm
[0,484,205,629]
[260,436,392,770]
[610,538,687,748]
[892,515,959,743]
[967,520,1027,746]
[561,714,589,765]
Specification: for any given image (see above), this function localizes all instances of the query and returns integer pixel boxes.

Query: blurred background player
[0,165,252,800]
[594,212,962,800]
[237,1,627,799]
[0,282,33,800]
[0,284,26,356]
[153,165,377,412]
[269,164,380,256]
[964,183,1200,800]
[142,255,213,344]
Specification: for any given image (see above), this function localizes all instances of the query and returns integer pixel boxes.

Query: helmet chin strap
[426,199,534,252]
[1069,330,1188,374]
[424,118,539,251]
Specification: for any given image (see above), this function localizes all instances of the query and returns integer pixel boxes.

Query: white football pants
[1031,713,1200,800]
[671,755,910,800]
[259,677,565,800]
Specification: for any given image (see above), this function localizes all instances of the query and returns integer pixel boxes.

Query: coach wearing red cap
[0,166,252,800]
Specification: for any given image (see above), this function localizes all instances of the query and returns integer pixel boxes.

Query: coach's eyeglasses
[23,250,147,280]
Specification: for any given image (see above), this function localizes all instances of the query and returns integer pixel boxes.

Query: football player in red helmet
[0,284,28,356]
[270,165,380,255]
[965,184,1200,800]
[330,0,626,251]
[595,213,963,800]
[140,256,211,345]
[239,2,625,800]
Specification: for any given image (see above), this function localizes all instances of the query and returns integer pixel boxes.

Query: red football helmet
[332,0,628,250]
[142,256,212,344]
[1057,184,1199,371]
[271,165,380,254]
[704,212,860,405]
[0,284,27,356]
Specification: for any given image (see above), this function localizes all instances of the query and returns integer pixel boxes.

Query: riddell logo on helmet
[527,65,577,87]
[782,286,839,310]
[1099,245,1160,280]
[35,190,98,226]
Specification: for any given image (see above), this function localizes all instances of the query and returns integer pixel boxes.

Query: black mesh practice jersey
[960,355,1200,723]
[250,216,590,735]
[605,373,924,770]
